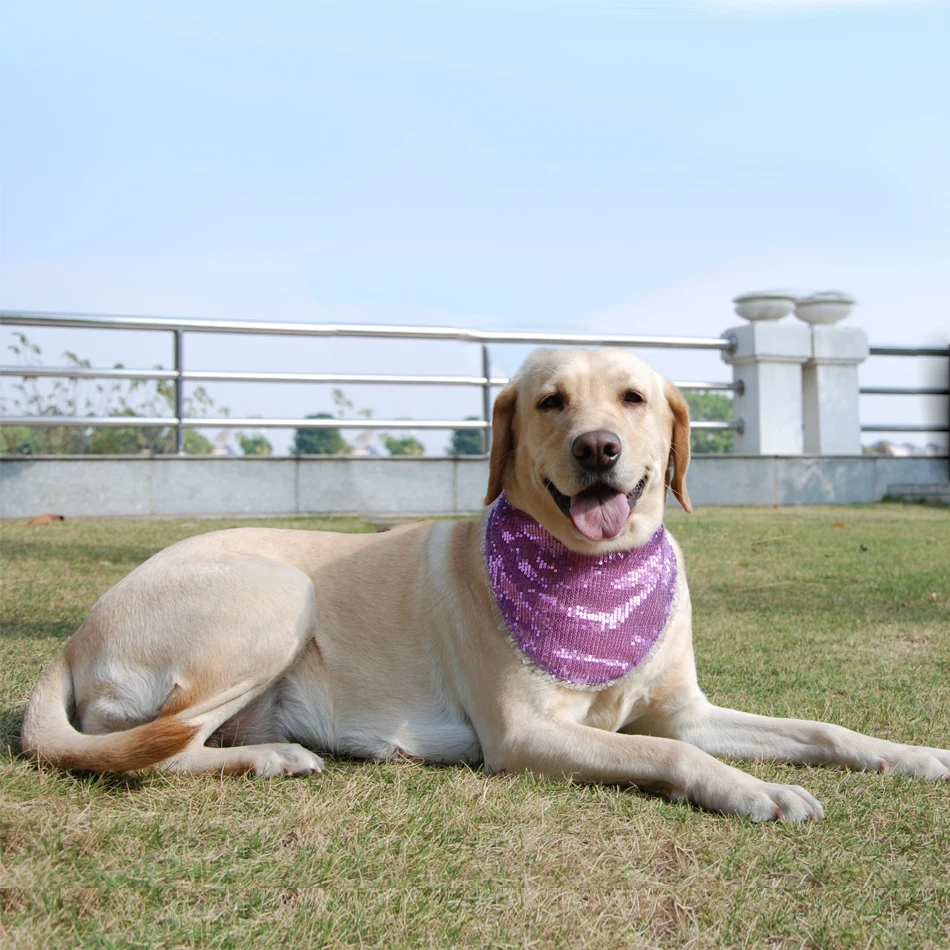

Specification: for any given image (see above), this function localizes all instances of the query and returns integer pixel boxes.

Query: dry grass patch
[2,506,949,948]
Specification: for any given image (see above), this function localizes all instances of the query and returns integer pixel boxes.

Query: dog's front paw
[743,780,826,823]
[880,746,950,781]
[692,767,825,823]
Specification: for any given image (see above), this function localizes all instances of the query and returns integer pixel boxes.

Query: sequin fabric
[485,492,678,689]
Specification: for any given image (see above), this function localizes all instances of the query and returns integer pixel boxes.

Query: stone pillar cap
[732,290,797,323]
[794,291,856,326]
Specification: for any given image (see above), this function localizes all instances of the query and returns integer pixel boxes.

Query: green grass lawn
[2,505,949,949]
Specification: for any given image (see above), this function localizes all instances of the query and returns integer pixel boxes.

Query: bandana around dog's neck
[484,492,678,690]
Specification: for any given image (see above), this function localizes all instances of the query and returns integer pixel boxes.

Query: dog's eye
[623,391,644,405]
[538,393,565,412]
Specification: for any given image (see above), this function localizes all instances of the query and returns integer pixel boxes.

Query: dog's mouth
[546,476,648,542]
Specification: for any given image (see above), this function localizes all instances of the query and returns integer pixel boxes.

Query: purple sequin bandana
[485,492,678,690]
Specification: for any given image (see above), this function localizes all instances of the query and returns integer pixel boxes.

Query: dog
[21,348,950,821]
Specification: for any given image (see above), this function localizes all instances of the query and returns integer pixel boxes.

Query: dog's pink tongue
[570,489,630,541]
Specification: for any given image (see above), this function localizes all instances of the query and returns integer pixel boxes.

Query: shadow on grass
[0,538,161,567]
[0,620,78,640]
[1,703,25,757]
[881,495,949,509]
[2,697,151,792]
[58,770,154,794]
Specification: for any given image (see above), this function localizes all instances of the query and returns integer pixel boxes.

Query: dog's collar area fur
[485,492,678,690]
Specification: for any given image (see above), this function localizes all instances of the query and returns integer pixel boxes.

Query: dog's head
[485,348,691,552]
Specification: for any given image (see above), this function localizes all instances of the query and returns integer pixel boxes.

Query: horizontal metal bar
[672,380,738,392]
[860,423,950,433]
[869,344,950,357]
[266,417,744,432]
[0,366,176,381]
[185,418,491,430]
[0,364,740,393]
[0,415,179,428]
[0,310,733,351]
[690,420,742,431]
[0,414,744,432]
[472,378,739,392]
[860,386,950,396]
[182,371,512,386]
[5,311,945,356]
[0,366,503,386]
[0,415,488,431]
[485,379,739,393]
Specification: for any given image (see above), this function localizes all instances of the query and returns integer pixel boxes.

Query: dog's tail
[20,651,198,774]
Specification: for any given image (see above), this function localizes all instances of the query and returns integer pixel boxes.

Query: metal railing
[0,310,742,454]
[3,310,946,451]
[860,343,950,435]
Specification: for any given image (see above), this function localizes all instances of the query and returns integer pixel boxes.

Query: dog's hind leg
[157,675,325,777]
[63,555,326,777]
[162,739,324,777]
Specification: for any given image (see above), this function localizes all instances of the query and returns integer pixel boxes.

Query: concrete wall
[1,454,946,519]
[686,455,947,507]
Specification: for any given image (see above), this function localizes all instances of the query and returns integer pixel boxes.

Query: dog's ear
[485,381,518,506]
[663,378,693,514]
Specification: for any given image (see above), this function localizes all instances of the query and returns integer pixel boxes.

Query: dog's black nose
[572,430,622,473]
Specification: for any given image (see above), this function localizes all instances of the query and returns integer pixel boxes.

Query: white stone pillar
[722,321,812,455]
[796,294,867,455]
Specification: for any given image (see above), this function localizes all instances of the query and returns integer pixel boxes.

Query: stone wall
[2,454,946,519]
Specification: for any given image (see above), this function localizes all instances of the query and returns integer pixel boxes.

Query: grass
[1,505,949,949]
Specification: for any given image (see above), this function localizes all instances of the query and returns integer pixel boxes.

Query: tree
[0,333,228,455]
[684,392,734,455]
[87,413,150,455]
[383,435,424,456]
[239,434,273,456]
[292,414,350,455]
[0,425,42,455]
[447,417,485,455]
[1,335,94,453]
[181,431,215,455]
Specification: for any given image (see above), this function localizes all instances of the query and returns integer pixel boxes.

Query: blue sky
[1,0,947,451]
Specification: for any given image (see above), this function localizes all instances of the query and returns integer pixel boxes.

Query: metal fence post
[481,344,492,454]
[173,330,184,455]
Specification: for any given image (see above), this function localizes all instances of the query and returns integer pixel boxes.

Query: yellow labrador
[22,348,950,820]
